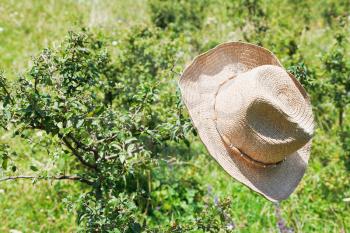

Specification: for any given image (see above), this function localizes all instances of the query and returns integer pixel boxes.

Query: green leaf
[76,119,84,128]
[1,157,8,170]
[57,122,63,129]
[30,165,39,172]
[127,144,136,155]
[119,154,126,163]
[125,137,137,145]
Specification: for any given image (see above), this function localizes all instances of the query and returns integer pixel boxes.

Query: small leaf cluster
[169,189,235,233]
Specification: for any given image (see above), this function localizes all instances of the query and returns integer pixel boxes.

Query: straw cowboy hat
[179,42,314,201]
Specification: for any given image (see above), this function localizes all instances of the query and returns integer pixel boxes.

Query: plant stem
[274,202,293,233]
[339,107,343,130]
[62,136,98,171]
[0,174,93,185]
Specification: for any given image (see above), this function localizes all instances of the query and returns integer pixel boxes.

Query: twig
[0,74,14,105]
[0,124,8,131]
[97,134,118,144]
[274,202,294,233]
[104,154,119,160]
[62,136,98,171]
[0,175,93,185]
[105,145,142,160]
[67,133,99,160]
[170,57,182,77]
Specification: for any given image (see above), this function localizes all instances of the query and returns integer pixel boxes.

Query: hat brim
[179,42,312,201]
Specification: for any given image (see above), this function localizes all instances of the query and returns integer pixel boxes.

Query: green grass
[0,180,79,232]
[188,128,349,233]
[0,0,349,232]
[0,0,148,77]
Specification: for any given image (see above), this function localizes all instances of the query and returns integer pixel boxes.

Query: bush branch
[0,175,93,185]
[0,73,14,105]
[62,136,98,171]
[67,133,99,160]
[26,124,98,171]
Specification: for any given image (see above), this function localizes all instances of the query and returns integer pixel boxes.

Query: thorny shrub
[0,26,239,232]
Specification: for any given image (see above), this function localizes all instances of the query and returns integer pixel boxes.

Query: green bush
[148,0,208,33]
[0,26,237,232]
[0,27,192,231]
[323,31,350,130]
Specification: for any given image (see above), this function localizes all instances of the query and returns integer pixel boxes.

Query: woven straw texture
[179,42,314,201]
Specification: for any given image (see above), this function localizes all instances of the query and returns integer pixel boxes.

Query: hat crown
[214,65,314,164]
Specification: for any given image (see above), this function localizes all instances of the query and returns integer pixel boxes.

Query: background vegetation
[0,0,349,232]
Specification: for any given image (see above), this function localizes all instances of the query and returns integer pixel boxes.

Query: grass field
[0,0,349,232]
